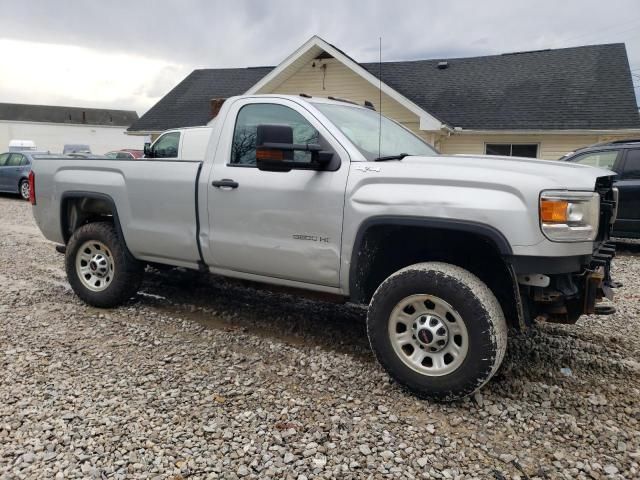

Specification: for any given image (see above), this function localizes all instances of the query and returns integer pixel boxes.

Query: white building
[0,103,142,154]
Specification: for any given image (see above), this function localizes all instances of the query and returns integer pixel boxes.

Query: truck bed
[32,158,204,269]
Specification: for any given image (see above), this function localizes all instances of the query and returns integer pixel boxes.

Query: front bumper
[523,240,617,324]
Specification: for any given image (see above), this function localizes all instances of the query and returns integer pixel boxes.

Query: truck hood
[394,154,616,190]
[347,153,615,252]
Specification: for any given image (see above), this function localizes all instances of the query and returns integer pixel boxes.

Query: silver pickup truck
[30,94,618,401]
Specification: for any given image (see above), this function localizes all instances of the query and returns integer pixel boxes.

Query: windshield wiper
[374,153,409,162]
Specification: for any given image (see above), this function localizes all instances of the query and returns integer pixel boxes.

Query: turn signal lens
[256,148,283,161]
[540,199,568,223]
[539,191,600,242]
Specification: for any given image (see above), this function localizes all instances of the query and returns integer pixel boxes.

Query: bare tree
[231,129,258,164]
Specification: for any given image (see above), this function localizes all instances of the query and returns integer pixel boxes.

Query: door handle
[212,179,239,189]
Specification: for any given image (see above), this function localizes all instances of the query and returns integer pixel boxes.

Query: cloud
[0,38,189,114]
[0,0,638,113]
[140,65,190,98]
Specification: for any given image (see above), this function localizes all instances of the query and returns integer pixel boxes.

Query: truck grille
[595,176,617,242]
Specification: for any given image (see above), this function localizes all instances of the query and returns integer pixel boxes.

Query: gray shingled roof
[362,43,640,130]
[129,43,640,133]
[129,67,273,132]
[0,103,138,127]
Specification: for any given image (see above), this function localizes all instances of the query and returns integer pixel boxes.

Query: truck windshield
[313,103,438,161]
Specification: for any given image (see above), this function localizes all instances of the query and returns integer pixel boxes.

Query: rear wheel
[19,179,29,200]
[65,222,144,308]
[367,262,507,401]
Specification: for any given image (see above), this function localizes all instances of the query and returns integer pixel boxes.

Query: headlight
[540,191,600,242]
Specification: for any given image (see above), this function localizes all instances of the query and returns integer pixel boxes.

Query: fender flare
[348,215,513,303]
[59,191,132,255]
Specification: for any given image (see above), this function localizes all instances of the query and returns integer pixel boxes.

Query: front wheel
[65,222,144,308]
[367,262,507,401]
[19,179,29,200]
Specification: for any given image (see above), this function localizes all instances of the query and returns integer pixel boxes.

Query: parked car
[143,126,212,160]
[105,149,144,159]
[0,151,48,199]
[30,94,619,401]
[63,144,91,155]
[561,139,640,239]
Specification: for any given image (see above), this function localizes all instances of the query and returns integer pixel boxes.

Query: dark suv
[562,140,640,239]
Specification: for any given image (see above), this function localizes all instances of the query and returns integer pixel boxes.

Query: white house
[0,103,141,154]
[128,36,640,159]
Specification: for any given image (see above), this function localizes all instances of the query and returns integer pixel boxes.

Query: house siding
[439,133,633,160]
[268,58,420,125]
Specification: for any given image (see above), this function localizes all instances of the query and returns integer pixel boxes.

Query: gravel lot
[1,194,639,480]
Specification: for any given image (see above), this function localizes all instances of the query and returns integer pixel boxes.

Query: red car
[105,149,144,159]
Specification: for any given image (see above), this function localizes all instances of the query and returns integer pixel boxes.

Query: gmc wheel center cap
[417,329,433,344]
[412,314,450,353]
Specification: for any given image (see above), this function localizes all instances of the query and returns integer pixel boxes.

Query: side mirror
[143,143,153,158]
[255,124,333,172]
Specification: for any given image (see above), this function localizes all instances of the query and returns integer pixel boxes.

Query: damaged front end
[518,177,619,325]
[526,240,617,324]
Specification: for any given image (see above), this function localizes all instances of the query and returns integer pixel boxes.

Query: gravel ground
[1,194,639,480]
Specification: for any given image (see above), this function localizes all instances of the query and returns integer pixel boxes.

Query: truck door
[0,153,10,189]
[5,153,25,192]
[615,148,640,234]
[206,98,349,288]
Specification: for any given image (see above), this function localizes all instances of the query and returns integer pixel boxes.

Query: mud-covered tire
[65,222,144,308]
[367,262,507,401]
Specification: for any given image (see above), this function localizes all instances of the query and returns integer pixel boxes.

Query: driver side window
[230,104,319,166]
[152,132,180,159]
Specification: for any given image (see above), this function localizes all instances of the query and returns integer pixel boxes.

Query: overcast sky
[1,0,639,115]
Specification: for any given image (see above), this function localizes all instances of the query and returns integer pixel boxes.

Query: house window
[486,143,538,158]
